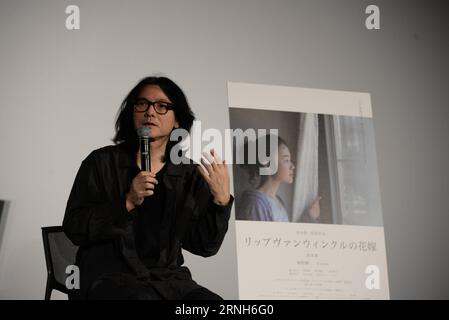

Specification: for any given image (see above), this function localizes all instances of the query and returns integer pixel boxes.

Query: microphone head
[137,127,151,138]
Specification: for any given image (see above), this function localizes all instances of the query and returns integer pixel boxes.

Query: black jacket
[63,144,233,299]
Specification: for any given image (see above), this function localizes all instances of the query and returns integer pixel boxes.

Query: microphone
[137,127,151,172]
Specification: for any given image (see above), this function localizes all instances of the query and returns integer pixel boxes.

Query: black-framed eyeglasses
[133,97,175,115]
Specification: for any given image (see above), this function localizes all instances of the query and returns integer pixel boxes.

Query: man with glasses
[63,76,233,300]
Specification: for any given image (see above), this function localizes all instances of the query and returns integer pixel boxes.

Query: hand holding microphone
[125,171,158,211]
[125,127,156,211]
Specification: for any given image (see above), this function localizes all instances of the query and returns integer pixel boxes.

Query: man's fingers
[202,151,218,170]
[139,189,153,197]
[144,182,156,190]
[200,156,214,175]
[198,161,208,173]
[143,176,158,184]
[140,171,156,178]
[197,164,211,183]
[210,148,224,164]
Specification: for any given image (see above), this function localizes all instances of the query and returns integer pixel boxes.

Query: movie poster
[228,82,389,299]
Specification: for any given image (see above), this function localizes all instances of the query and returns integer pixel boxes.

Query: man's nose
[145,104,156,116]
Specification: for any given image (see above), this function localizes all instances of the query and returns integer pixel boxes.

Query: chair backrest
[41,226,79,298]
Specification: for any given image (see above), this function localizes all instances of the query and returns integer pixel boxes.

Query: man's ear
[174,121,179,129]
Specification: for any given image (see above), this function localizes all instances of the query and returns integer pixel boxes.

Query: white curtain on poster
[292,113,319,222]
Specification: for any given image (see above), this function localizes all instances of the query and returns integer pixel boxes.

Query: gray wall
[0,0,448,299]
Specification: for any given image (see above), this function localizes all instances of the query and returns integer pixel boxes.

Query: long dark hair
[113,76,195,161]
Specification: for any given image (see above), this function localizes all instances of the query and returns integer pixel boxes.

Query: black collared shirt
[63,144,234,299]
[133,164,167,268]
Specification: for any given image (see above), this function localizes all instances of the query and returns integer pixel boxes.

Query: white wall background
[0,0,448,299]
